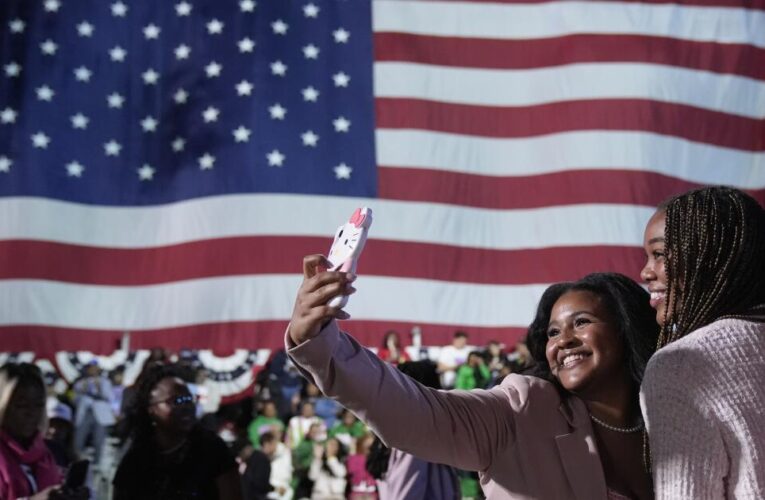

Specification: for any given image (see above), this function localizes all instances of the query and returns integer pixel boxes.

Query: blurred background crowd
[1,329,531,500]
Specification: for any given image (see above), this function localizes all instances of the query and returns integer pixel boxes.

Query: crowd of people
[0,330,528,500]
[1,186,764,500]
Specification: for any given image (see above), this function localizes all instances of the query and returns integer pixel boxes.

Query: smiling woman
[639,186,765,499]
[287,258,660,500]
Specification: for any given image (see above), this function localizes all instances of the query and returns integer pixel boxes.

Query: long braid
[658,187,765,348]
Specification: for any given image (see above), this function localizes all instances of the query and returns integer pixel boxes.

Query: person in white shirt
[436,331,472,389]
[73,361,115,465]
[309,438,346,500]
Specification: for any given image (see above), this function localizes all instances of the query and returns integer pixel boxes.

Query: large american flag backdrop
[1,0,764,387]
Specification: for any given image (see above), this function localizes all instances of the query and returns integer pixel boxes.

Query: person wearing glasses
[112,364,242,500]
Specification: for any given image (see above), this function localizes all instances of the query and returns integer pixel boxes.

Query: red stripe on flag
[376,98,765,151]
[0,321,529,357]
[379,167,765,209]
[0,238,645,285]
[375,33,765,80]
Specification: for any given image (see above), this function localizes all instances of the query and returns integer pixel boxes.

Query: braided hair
[122,363,188,445]
[658,186,765,347]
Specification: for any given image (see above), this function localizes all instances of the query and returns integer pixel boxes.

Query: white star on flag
[110,46,127,62]
[1,107,17,124]
[270,61,287,76]
[104,140,122,156]
[238,38,255,53]
[268,104,286,120]
[172,137,186,152]
[202,106,220,123]
[271,20,288,35]
[74,66,92,82]
[267,150,285,167]
[111,2,128,17]
[31,132,51,149]
[66,161,85,177]
[333,116,350,132]
[141,116,158,132]
[4,62,21,77]
[0,156,11,173]
[138,164,156,180]
[303,45,320,59]
[175,45,191,60]
[333,72,350,87]
[9,19,25,34]
[175,1,192,16]
[142,69,160,85]
[40,40,58,56]
[44,0,61,13]
[205,62,222,78]
[302,87,319,102]
[71,113,89,129]
[143,24,161,40]
[199,153,216,170]
[303,4,319,17]
[334,163,352,179]
[333,28,350,43]
[36,86,55,101]
[240,0,256,12]
[174,89,189,104]
[107,93,125,108]
[207,19,224,35]
[301,130,319,147]
[233,126,252,142]
[77,22,95,37]
[236,81,253,96]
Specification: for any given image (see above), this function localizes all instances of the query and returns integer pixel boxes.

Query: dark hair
[123,363,188,444]
[0,363,46,428]
[453,331,469,339]
[526,273,659,390]
[366,360,441,479]
[381,330,401,348]
[658,186,765,347]
[259,431,276,447]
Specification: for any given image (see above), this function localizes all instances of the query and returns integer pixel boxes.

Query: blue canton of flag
[0,0,376,204]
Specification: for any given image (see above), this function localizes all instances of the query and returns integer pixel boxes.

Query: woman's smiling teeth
[561,353,589,368]
[649,290,666,308]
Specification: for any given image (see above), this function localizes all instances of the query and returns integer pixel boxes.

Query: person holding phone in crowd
[0,363,88,500]
[640,186,765,499]
[287,261,658,499]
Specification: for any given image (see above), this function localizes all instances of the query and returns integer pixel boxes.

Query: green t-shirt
[247,416,285,448]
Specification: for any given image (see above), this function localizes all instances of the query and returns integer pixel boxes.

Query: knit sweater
[640,317,765,499]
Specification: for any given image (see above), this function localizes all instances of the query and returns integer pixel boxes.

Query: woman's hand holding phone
[288,254,356,346]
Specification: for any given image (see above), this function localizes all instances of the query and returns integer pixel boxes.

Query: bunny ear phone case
[327,207,373,308]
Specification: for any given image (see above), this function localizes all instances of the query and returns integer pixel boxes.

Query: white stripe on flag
[376,130,765,185]
[0,276,548,329]
[0,196,653,249]
[372,1,765,48]
[375,62,765,119]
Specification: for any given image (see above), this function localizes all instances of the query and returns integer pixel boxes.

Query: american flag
[1,0,764,361]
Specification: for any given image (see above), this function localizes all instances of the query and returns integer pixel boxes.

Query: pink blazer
[286,321,610,500]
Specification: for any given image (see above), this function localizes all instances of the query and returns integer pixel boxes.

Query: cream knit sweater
[641,318,765,499]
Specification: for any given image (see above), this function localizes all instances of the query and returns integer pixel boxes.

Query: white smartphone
[326,207,373,308]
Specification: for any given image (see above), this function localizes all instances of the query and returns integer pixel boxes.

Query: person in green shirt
[328,408,367,451]
[247,400,285,448]
[454,351,491,390]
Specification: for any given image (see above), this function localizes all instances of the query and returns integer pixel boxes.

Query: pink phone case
[327,207,373,308]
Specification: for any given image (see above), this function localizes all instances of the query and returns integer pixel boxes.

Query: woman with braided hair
[640,186,765,499]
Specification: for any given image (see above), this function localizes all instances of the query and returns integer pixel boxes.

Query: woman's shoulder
[648,318,765,374]
[495,373,564,410]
